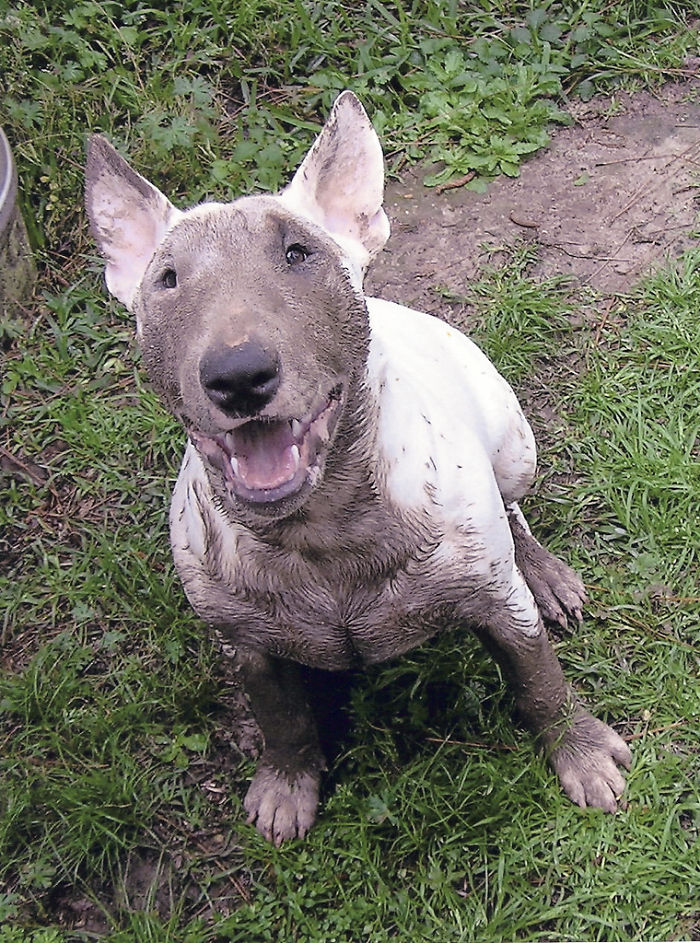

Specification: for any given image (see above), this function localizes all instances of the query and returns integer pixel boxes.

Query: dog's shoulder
[365,297,537,512]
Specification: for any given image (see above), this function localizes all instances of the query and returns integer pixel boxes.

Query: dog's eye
[285,243,309,266]
[161,268,177,289]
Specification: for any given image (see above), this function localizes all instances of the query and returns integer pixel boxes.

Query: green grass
[1,0,699,939]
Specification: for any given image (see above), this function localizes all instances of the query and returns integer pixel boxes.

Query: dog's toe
[244,764,320,845]
[509,512,587,630]
[525,555,587,630]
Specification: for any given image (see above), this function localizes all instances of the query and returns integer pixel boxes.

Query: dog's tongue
[231,421,300,490]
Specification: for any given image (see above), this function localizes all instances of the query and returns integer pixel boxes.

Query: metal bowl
[0,127,17,237]
[0,127,36,320]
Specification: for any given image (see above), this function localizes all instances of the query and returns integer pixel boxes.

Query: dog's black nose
[199,341,280,416]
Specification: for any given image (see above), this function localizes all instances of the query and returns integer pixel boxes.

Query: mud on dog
[85,91,631,846]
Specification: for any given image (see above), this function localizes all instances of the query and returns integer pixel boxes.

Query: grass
[2,0,698,262]
[1,0,699,939]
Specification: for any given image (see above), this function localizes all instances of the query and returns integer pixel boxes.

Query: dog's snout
[199,340,280,416]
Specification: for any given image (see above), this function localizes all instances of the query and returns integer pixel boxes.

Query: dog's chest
[171,468,480,669]
[198,538,467,669]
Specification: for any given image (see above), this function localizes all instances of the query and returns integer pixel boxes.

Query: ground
[9,75,700,937]
[368,76,700,309]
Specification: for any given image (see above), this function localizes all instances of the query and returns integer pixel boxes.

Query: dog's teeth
[290,444,301,469]
[291,420,302,439]
[230,455,239,476]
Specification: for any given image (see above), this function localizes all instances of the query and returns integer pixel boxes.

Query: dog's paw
[546,708,632,813]
[244,763,321,845]
[511,526,587,629]
[529,555,587,630]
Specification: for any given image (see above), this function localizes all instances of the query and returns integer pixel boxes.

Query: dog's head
[85,92,389,521]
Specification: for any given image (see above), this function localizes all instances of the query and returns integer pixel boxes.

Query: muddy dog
[85,91,631,845]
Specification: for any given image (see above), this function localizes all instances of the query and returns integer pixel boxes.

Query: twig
[539,240,635,263]
[591,227,634,283]
[0,445,59,500]
[436,171,475,194]
[624,720,688,743]
[594,298,616,345]
[607,181,655,226]
[595,152,694,167]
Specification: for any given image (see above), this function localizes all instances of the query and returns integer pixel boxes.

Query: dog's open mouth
[191,389,342,505]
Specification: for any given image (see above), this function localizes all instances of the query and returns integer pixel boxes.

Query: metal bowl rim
[0,127,19,234]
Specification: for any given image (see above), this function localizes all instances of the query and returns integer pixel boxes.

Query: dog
[85,91,631,845]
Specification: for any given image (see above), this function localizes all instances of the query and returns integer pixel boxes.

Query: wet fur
[85,92,631,845]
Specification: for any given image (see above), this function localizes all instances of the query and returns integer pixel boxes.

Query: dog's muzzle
[191,388,342,506]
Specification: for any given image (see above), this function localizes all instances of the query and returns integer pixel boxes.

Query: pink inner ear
[103,216,163,307]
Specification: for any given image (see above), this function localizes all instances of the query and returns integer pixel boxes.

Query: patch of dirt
[367,77,700,310]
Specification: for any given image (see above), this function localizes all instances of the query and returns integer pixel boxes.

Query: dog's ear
[85,135,180,309]
[279,91,390,276]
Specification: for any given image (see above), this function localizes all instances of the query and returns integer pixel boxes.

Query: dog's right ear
[85,135,180,310]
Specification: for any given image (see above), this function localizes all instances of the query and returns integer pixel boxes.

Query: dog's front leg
[236,647,325,845]
[475,579,631,812]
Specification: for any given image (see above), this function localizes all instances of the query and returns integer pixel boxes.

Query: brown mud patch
[368,77,700,311]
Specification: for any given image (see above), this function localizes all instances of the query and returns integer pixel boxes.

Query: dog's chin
[190,389,342,520]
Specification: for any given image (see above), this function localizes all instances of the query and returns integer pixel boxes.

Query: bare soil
[367,76,700,311]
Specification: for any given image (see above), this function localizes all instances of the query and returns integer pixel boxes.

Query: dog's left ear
[279,91,390,276]
[85,134,181,310]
